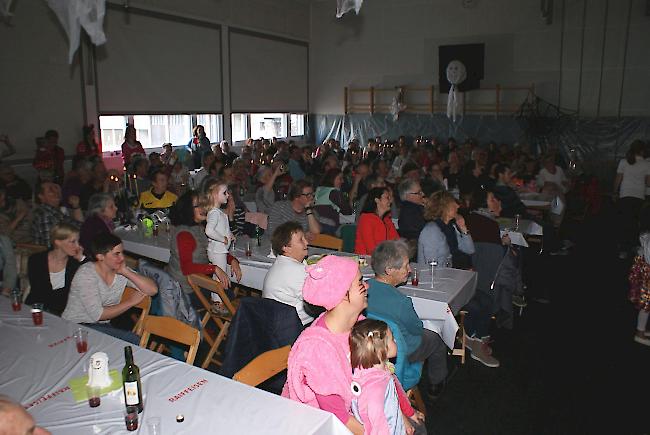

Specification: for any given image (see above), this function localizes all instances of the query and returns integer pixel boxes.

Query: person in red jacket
[33,130,65,184]
[354,187,399,255]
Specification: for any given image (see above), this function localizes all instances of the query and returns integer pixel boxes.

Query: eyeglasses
[408,191,425,196]
[300,192,315,197]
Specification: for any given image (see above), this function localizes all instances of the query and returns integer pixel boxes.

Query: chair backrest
[339,224,357,253]
[308,234,343,251]
[366,312,423,391]
[187,273,237,317]
[233,345,291,387]
[139,315,201,365]
[121,286,151,335]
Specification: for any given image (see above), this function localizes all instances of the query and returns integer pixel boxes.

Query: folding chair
[14,243,47,297]
[233,345,291,387]
[120,286,151,336]
[139,315,201,365]
[187,273,238,369]
[308,234,343,251]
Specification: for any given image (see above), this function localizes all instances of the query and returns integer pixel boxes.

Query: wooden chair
[308,234,343,251]
[120,287,151,336]
[139,315,201,365]
[452,311,467,364]
[187,273,239,369]
[233,345,291,387]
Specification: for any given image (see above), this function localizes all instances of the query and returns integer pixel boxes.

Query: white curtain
[45,0,107,63]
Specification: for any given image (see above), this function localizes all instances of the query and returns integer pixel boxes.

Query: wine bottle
[122,346,143,413]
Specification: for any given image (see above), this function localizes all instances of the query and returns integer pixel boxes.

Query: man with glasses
[397,179,427,255]
[267,180,321,242]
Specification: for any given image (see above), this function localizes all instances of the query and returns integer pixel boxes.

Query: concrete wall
[309,0,650,117]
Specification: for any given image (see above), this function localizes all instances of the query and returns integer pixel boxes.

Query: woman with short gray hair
[366,240,450,398]
[79,192,118,256]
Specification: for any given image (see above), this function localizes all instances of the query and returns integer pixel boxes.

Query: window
[98,115,128,152]
[197,114,223,143]
[231,113,248,142]
[250,113,287,139]
[99,114,223,152]
[290,114,305,137]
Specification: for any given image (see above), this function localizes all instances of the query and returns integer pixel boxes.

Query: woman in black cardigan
[25,223,83,315]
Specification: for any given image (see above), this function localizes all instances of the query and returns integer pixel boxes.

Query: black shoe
[426,363,458,400]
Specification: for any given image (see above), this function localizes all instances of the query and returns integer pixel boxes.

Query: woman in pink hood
[282,255,368,435]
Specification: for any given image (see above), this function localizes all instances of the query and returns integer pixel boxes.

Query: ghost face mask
[446,60,467,86]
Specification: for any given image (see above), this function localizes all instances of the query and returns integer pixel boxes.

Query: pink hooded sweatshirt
[282,314,355,413]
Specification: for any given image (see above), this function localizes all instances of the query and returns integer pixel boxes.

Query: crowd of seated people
[0,126,602,433]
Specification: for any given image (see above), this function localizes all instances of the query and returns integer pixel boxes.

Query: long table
[0,297,350,434]
[114,228,476,349]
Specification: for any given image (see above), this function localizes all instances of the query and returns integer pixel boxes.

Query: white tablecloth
[0,297,350,435]
[113,230,476,351]
[231,239,476,349]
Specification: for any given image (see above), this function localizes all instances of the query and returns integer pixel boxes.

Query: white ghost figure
[390,87,407,121]
[87,352,112,388]
[446,60,467,122]
[46,0,107,64]
[336,0,363,18]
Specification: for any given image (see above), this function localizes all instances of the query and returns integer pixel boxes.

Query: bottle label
[124,381,139,405]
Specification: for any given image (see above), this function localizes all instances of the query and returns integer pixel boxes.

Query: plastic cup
[31,303,44,326]
[74,328,88,353]
[411,268,419,286]
[86,385,101,408]
[11,292,21,311]
[125,406,139,431]
[147,417,162,435]
[245,241,252,257]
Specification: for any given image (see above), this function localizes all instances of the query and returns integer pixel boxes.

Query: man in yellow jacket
[138,169,177,211]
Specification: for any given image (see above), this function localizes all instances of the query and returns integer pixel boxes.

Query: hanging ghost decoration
[446,60,467,122]
[336,0,363,18]
[46,0,107,64]
[390,87,407,121]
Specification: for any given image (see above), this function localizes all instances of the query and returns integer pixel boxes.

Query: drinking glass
[147,417,162,435]
[31,303,44,326]
[411,268,419,286]
[428,260,438,289]
[125,406,139,431]
[74,328,88,353]
[245,241,252,257]
[86,385,101,408]
[10,291,21,311]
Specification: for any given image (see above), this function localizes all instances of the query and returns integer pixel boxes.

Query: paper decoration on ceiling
[336,0,363,18]
[445,60,466,122]
[46,0,107,64]
[390,87,407,122]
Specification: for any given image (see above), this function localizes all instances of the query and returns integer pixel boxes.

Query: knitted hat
[302,255,360,310]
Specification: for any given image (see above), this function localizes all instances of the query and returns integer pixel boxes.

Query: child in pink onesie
[349,319,426,435]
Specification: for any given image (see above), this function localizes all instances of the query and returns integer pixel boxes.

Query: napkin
[69,369,122,403]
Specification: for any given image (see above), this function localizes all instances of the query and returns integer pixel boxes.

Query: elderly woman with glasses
[417,190,475,269]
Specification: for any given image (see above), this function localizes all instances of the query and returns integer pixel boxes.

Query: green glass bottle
[122,346,143,413]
